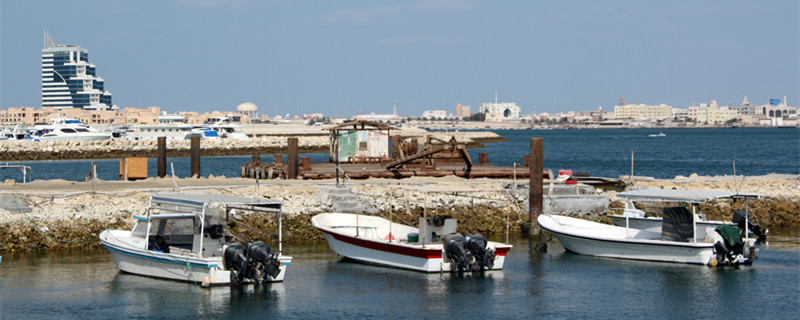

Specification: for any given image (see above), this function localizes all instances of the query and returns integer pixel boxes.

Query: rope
[185,256,197,285]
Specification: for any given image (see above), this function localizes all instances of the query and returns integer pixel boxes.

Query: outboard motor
[223,242,248,284]
[443,233,470,272]
[224,241,282,284]
[712,225,747,264]
[245,241,282,280]
[466,233,495,271]
[732,209,766,241]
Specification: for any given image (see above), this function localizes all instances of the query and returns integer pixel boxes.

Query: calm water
[1,128,797,182]
[1,228,798,319]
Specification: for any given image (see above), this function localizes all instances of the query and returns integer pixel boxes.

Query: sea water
[0,228,798,319]
[0,128,798,182]
[0,128,798,318]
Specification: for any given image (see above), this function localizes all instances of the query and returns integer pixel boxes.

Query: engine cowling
[443,233,470,272]
[466,233,495,271]
[223,241,281,284]
[443,233,496,272]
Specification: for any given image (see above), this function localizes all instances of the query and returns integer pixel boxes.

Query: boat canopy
[134,213,198,220]
[152,193,283,210]
[617,189,759,203]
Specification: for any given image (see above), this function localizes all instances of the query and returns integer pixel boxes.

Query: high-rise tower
[41,30,113,109]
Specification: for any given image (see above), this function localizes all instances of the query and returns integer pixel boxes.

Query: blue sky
[1,0,797,117]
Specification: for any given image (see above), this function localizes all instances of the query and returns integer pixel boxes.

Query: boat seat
[661,207,694,242]
[169,246,198,257]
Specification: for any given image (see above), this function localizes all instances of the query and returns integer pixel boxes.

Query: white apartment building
[421,110,448,119]
[613,104,672,121]
[695,101,738,124]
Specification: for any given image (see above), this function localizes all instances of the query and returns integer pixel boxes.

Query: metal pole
[630,149,634,183]
[692,205,697,243]
[423,192,427,247]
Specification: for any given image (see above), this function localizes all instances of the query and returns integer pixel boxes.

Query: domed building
[236,102,258,118]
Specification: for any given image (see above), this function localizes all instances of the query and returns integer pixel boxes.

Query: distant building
[237,102,258,118]
[613,104,672,121]
[479,102,521,122]
[760,105,797,118]
[421,110,447,119]
[695,101,738,124]
[41,31,113,110]
[728,96,757,114]
[355,113,398,122]
[456,104,471,117]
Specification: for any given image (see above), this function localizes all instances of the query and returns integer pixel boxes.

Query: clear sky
[1,0,797,117]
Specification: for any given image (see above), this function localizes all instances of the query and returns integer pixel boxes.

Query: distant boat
[30,116,111,141]
[648,132,666,137]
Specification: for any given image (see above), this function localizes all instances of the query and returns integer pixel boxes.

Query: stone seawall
[0,130,503,161]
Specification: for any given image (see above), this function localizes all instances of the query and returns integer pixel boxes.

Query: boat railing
[331,225,379,238]
[0,163,32,183]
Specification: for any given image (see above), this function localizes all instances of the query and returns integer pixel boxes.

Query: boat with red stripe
[312,212,512,273]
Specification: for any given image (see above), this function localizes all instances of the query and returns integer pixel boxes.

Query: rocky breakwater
[0,178,524,252]
[0,137,331,161]
[0,127,504,161]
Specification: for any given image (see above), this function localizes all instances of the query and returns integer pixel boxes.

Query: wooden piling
[157,137,167,178]
[479,153,489,165]
[529,138,543,235]
[288,137,298,179]
[190,136,200,178]
[301,157,311,171]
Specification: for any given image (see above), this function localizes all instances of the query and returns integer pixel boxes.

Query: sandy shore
[0,173,797,252]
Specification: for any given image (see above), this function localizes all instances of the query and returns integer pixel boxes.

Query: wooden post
[190,136,200,178]
[529,138,543,235]
[301,157,311,171]
[523,155,530,167]
[274,154,283,164]
[479,153,489,165]
[288,137,298,179]
[157,137,167,178]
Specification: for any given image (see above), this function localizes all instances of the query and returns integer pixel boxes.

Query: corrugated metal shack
[327,120,397,163]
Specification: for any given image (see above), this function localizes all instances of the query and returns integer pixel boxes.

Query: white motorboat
[100,193,292,286]
[30,117,111,141]
[203,116,249,139]
[539,189,761,265]
[648,132,666,137]
[185,126,221,139]
[34,126,111,141]
[312,213,511,272]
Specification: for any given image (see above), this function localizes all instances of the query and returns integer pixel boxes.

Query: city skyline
[1,1,797,116]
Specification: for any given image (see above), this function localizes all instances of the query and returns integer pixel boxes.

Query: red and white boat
[312,212,512,272]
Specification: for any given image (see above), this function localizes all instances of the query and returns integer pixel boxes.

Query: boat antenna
[170,162,180,192]
[733,160,747,194]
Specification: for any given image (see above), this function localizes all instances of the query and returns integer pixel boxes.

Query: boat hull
[100,230,290,285]
[539,214,719,265]
[313,213,510,272]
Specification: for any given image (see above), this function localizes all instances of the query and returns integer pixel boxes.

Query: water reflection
[109,273,287,317]
[1,231,798,319]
